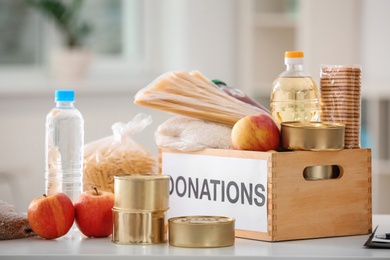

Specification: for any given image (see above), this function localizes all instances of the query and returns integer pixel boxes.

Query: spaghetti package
[83,113,157,193]
[134,70,271,127]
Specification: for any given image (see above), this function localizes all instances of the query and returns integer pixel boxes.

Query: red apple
[27,193,75,239]
[74,187,114,237]
[231,114,280,151]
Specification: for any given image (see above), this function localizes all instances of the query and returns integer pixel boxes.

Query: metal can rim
[112,207,169,213]
[114,173,169,181]
[168,215,235,225]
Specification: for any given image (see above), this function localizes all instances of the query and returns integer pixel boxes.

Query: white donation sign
[162,152,268,232]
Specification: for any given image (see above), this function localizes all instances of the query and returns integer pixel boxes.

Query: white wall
[360,0,390,98]
[160,0,237,83]
[297,0,361,84]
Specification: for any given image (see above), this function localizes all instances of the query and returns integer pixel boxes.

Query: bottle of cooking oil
[270,51,320,124]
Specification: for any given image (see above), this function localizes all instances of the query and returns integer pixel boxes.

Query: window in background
[83,0,123,56]
[0,0,42,66]
[0,0,148,90]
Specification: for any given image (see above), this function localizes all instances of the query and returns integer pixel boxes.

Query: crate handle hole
[303,165,342,181]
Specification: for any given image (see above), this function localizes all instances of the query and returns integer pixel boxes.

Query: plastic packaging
[270,51,320,124]
[45,89,84,202]
[83,113,157,193]
[134,70,270,127]
[155,116,233,152]
[212,79,270,113]
[320,65,362,149]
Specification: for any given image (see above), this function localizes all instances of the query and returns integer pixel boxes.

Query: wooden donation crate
[159,148,372,241]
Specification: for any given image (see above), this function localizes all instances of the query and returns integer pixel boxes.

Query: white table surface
[1,215,390,260]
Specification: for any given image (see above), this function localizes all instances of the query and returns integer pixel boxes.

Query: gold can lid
[114,174,170,211]
[168,216,235,248]
[115,173,169,182]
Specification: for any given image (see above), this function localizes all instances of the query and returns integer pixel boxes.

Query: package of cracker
[320,65,362,149]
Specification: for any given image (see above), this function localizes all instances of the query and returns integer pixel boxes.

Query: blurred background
[0,0,389,214]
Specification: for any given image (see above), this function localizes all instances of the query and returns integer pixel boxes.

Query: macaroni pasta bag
[83,113,156,193]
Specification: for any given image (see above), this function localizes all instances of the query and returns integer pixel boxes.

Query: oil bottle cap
[284,51,304,65]
[285,51,304,58]
[55,90,75,102]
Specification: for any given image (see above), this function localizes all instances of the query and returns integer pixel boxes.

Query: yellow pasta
[83,146,156,193]
[134,71,269,127]
[82,115,157,193]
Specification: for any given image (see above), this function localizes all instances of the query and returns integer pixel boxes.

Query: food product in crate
[231,114,280,152]
[155,115,233,152]
[83,113,157,193]
[212,79,270,113]
[280,121,345,151]
[320,65,361,149]
[270,51,321,124]
[134,70,271,127]
[0,200,36,240]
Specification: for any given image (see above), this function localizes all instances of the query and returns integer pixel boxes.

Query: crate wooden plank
[266,149,371,241]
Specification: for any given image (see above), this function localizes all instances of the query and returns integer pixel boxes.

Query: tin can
[281,122,345,151]
[112,174,170,244]
[112,209,167,244]
[113,174,169,211]
[168,216,235,248]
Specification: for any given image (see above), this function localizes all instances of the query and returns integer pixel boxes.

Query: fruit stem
[43,194,47,197]
[93,187,99,196]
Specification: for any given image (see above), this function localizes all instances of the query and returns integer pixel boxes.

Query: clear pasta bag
[83,113,157,193]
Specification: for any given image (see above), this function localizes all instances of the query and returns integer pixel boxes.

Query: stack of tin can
[320,65,362,149]
[112,174,170,244]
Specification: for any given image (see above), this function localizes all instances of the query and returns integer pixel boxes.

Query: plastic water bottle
[270,51,320,124]
[45,89,84,203]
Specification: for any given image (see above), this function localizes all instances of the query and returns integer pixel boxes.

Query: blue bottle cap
[55,90,75,102]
